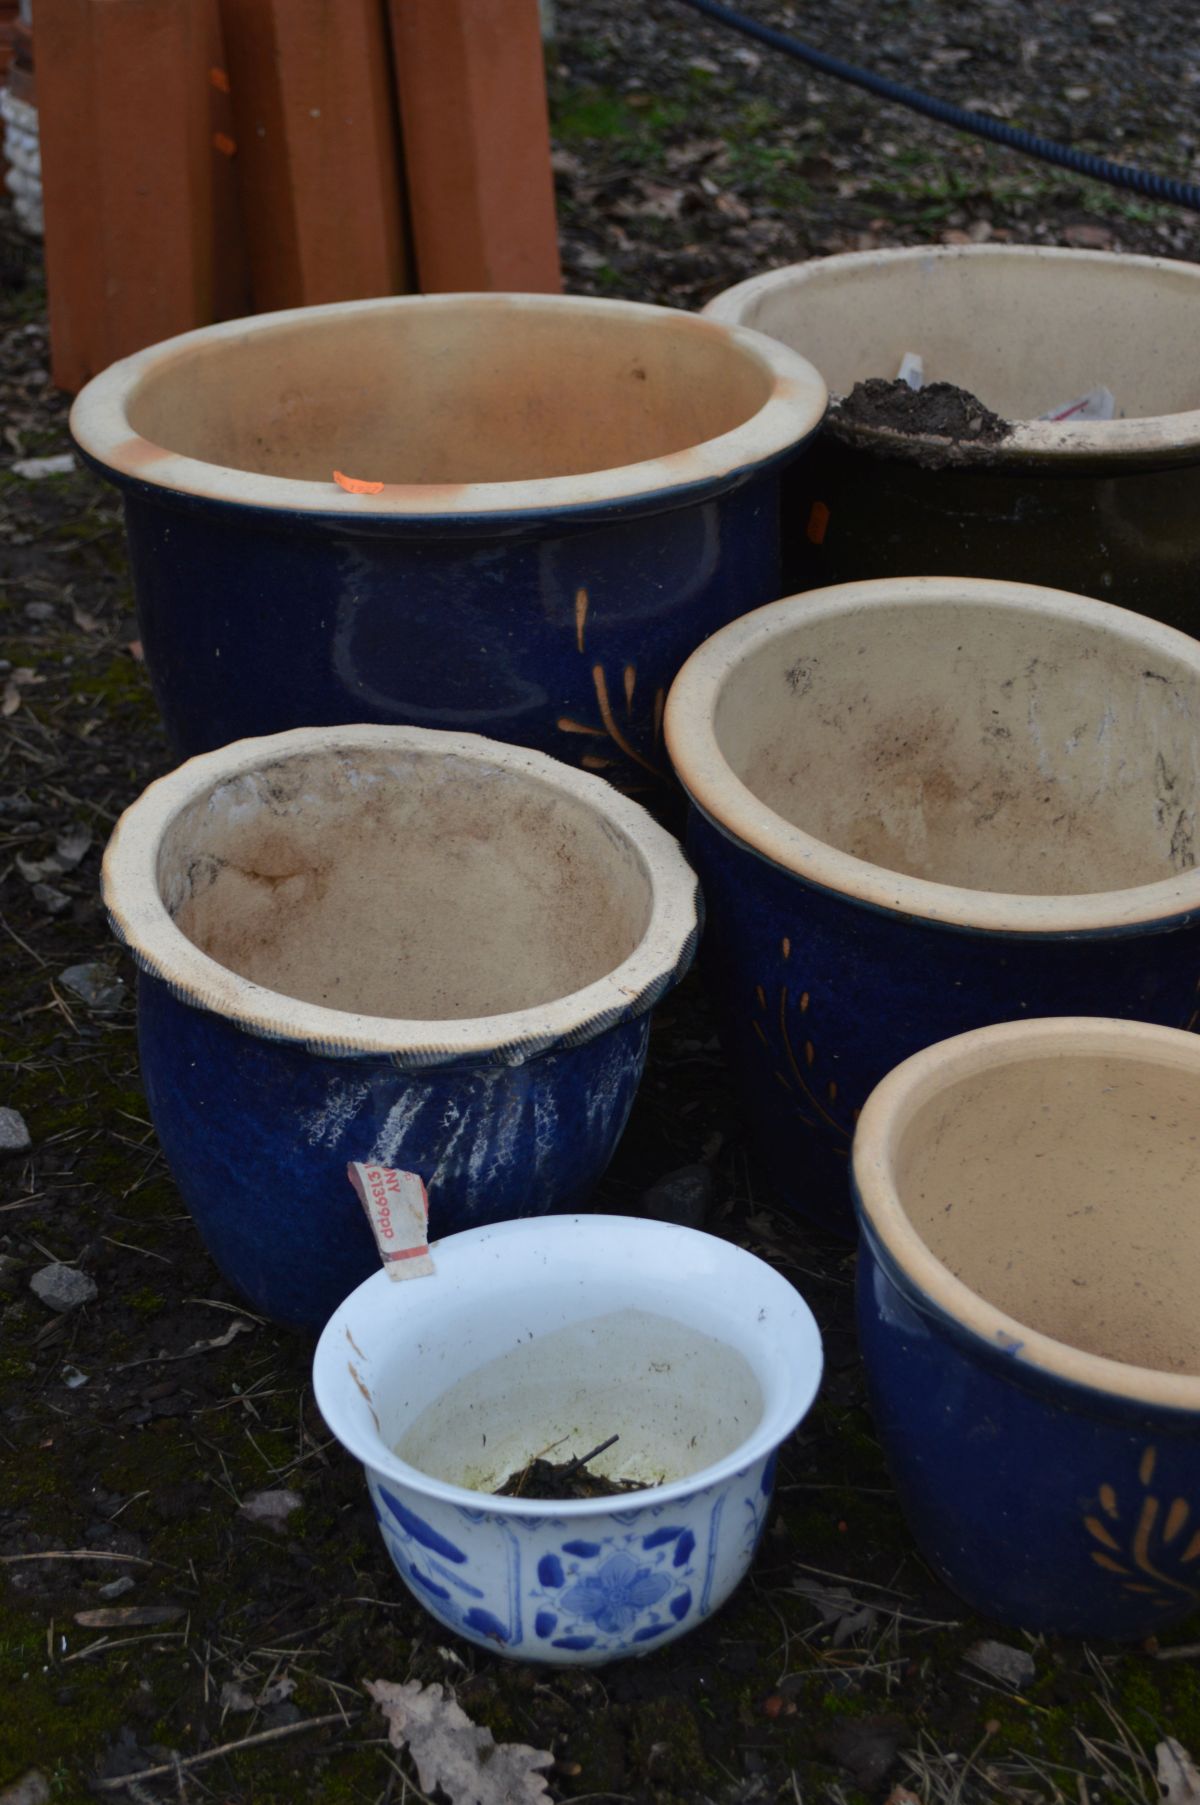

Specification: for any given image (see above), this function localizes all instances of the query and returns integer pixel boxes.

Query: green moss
[629,1694,713,1797]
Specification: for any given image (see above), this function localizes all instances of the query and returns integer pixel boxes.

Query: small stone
[97,1575,136,1600]
[965,1637,1037,1688]
[32,884,71,917]
[239,1488,303,1531]
[639,1163,714,1228]
[0,1772,51,1805]
[23,602,55,622]
[30,1263,98,1313]
[11,453,76,480]
[0,1108,31,1154]
[15,852,62,884]
[54,823,92,869]
[219,1680,256,1713]
[60,963,127,1013]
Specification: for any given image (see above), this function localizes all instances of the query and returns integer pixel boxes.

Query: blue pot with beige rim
[664,576,1200,1233]
[69,293,826,798]
[852,1016,1200,1638]
[101,724,701,1331]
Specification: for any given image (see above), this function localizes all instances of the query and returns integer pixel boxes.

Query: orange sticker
[212,132,236,157]
[333,470,385,495]
[806,500,831,546]
[209,65,231,92]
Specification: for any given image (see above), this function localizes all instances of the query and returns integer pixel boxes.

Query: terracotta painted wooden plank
[386,0,561,294]
[219,0,408,312]
[37,0,249,393]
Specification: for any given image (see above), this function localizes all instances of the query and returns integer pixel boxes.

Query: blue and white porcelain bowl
[312,1214,823,1664]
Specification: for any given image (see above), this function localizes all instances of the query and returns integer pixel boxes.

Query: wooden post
[219,0,409,312]
[36,0,249,393]
[386,0,561,294]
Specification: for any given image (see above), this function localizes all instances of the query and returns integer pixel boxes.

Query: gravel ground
[2,3,1200,1800]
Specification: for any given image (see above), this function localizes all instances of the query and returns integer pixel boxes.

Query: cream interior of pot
[124,304,774,484]
[156,748,653,1018]
[396,1309,763,1492]
[713,597,1200,894]
[893,1047,1200,1374]
[728,251,1200,422]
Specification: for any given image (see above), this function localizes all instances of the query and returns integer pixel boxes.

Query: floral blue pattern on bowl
[314,1216,817,1665]
[365,1458,775,1660]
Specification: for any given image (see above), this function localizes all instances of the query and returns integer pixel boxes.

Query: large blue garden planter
[665,577,1200,1233]
[70,294,826,793]
[852,1018,1200,1639]
[102,726,701,1331]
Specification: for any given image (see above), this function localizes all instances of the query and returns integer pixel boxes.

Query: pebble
[60,963,127,1013]
[32,883,71,917]
[639,1162,714,1228]
[29,1263,99,1313]
[239,1488,303,1531]
[0,1108,31,1154]
[964,1637,1036,1688]
[97,1575,136,1601]
[0,1772,51,1805]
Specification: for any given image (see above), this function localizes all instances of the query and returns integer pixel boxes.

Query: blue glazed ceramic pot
[664,577,1200,1233]
[102,726,701,1331]
[852,1017,1200,1639]
[69,294,826,796]
[314,1214,823,1664]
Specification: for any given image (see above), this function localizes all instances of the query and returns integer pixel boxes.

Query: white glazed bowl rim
[312,1213,825,1517]
[70,291,828,519]
[664,575,1200,935]
[852,1015,1200,1412]
[703,244,1200,466]
[101,724,701,1062]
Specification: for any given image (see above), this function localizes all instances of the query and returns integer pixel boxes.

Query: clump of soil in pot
[831,376,1011,454]
[495,1434,658,1501]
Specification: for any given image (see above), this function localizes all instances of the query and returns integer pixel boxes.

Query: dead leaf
[366,1679,554,1805]
[182,1318,253,1356]
[3,682,21,717]
[793,1576,877,1645]
[333,470,385,495]
[1158,1739,1200,1805]
[127,640,144,662]
[71,606,100,634]
[73,1605,185,1628]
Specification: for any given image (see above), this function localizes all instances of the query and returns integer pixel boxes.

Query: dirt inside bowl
[831,376,1011,459]
[494,1434,658,1501]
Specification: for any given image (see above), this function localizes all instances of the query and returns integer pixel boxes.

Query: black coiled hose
[675,0,1200,215]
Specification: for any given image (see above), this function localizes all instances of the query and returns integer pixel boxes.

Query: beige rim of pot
[69,292,828,518]
[663,575,1200,936]
[704,245,1200,467]
[101,725,702,1062]
[852,1016,1200,1412]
